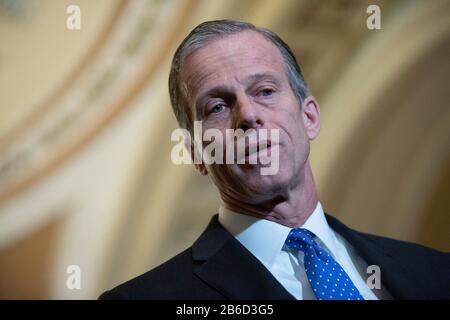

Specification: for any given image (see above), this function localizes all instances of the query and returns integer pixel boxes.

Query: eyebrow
[245,72,281,85]
[194,72,281,114]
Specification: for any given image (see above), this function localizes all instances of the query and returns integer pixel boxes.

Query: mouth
[235,140,274,164]
[245,140,271,155]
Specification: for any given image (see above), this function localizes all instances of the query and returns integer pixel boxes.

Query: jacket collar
[325,214,429,299]
[192,213,427,300]
[191,215,295,300]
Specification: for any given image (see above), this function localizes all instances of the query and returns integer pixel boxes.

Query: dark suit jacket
[99,214,450,300]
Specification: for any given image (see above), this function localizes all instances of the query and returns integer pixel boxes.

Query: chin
[238,166,291,198]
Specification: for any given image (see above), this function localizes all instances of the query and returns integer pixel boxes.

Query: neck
[221,161,319,228]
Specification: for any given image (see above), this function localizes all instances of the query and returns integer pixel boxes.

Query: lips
[234,140,274,164]
[244,140,271,156]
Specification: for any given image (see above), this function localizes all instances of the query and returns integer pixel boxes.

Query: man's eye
[260,89,274,96]
[210,103,225,114]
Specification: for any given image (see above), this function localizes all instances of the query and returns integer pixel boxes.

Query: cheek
[278,119,309,166]
[278,112,305,147]
[203,110,232,127]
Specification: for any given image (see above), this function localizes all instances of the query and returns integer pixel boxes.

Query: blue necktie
[285,228,364,300]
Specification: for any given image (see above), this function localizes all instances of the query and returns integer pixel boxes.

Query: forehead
[180,30,287,101]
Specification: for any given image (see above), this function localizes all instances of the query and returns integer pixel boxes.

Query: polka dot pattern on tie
[285,228,364,300]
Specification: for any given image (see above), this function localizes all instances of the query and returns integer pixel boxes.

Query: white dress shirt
[219,202,384,300]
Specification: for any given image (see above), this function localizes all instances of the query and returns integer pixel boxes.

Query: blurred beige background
[0,0,449,299]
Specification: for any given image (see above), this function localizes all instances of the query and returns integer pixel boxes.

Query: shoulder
[98,214,231,300]
[355,229,450,295]
[98,247,222,300]
[360,230,450,273]
[327,213,449,262]
[98,248,191,300]
[327,213,450,298]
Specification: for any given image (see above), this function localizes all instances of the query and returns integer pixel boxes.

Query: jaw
[212,163,293,203]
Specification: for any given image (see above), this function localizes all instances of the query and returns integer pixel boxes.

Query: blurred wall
[0,0,448,299]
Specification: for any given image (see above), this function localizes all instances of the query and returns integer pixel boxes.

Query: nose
[233,94,263,131]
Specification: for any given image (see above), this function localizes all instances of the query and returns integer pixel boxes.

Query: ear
[301,96,321,140]
[186,138,208,175]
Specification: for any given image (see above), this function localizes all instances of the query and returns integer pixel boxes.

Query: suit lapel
[191,213,425,299]
[326,214,428,299]
[192,215,295,300]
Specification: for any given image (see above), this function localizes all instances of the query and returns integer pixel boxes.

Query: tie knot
[285,228,316,251]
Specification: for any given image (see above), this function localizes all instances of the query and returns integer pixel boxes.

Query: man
[99,20,450,300]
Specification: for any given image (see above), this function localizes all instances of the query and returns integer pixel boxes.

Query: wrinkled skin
[181,30,321,227]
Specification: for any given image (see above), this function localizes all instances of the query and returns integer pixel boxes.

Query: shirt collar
[301,202,339,257]
[218,201,339,269]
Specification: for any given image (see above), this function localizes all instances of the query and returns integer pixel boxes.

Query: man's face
[181,30,320,205]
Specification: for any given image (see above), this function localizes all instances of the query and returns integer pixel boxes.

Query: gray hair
[168,19,310,132]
